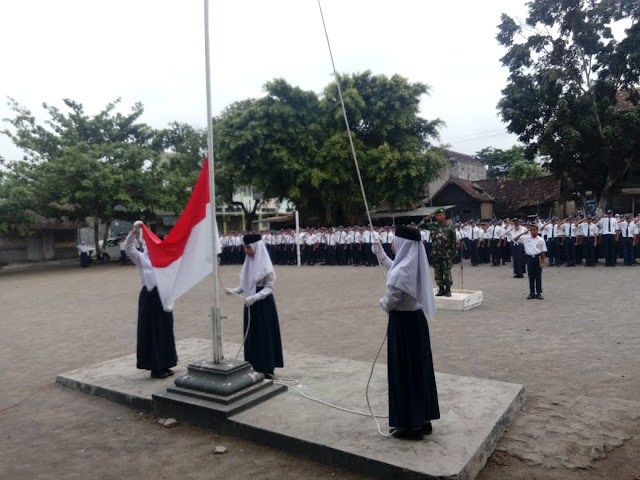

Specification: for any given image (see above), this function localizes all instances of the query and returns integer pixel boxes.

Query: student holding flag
[126,221,178,379]
[225,233,284,377]
[129,158,219,379]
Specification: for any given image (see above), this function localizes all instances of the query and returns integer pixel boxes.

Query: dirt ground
[1,259,639,480]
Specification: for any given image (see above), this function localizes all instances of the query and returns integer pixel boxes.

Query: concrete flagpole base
[153,358,287,418]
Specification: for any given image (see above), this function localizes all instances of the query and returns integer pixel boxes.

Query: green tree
[214,72,446,227]
[475,145,547,179]
[0,156,38,234]
[475,145,525,178]
[496,0,640,208]
[153,122,208,214]
[507,159,547,179]
[2,98,161,254]
[213,81,323,229]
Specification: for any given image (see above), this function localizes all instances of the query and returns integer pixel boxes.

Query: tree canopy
[475,145,547,179]
[214,72,447,227]
[2,72,447,236]
[1,98,161,249]
[496,0,640,207]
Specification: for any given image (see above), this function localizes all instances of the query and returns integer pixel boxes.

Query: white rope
[273,380,388,419]
[316,0,376,238]
[317,0,391,437]
[364,332,393,437]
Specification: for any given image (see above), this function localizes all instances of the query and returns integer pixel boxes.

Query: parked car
[92,237,127,262]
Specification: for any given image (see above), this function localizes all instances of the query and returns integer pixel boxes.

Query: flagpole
[204,0,223,364]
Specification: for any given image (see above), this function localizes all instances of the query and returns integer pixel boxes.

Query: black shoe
[435,286,446,297]
[150,370,170,379]
[163,369,175,377]
[536,293,544,300]
[390,428,424,440]
[421,422,433,435]
[514,274,524,278]
[527,293,536,299]
[445,287,451,297]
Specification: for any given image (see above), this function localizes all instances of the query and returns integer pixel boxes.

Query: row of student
[220,227,400,266]
[455,210,639,268]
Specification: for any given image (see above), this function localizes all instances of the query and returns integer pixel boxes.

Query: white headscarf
[386,235,436,320]
[240,239,275,296]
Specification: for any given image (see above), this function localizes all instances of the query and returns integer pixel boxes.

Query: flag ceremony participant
[126,221,178,379]
[418,208,458,297]
[226,233,283,377]
[372,225,439,440]
[510,219,528,278]
[597,210,618,266]
[514,223,547,300]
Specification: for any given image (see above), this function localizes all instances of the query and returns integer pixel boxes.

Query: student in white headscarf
[126,221,178,379]
[372,225,439,440]
[225,233,283,377]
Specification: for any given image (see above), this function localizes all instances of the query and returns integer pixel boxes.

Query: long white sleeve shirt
[125,232,157,291]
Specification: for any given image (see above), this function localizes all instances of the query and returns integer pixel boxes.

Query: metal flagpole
[204,0,223,364]
[152,0,287,418]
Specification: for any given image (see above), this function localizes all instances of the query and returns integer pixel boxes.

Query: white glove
[379,298,389,312]
[244,295,256,307]
[371,241,383,256]
[225,288,234,296]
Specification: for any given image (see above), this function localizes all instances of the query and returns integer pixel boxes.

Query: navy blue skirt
[243,288,284,374]
[387,309,440,430]
[137,287,178,371]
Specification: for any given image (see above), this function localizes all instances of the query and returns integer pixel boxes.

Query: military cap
[434,207,446,214]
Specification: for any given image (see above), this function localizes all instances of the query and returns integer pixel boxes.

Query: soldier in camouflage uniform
[417,207,457,297]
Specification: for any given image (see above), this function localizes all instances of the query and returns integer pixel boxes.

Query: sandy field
[1,258,639,479]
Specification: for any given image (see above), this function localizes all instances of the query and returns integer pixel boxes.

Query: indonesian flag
[141,157,221,310]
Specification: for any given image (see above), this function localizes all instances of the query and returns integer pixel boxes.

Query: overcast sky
[0,0,529,162]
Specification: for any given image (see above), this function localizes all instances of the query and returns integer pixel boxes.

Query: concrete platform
[57,338,523,479]
[434,288,483,311]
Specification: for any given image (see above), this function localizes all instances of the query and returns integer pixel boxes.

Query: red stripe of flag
[142,158,210,268]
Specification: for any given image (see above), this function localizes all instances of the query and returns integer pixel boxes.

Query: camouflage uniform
[418,220,457,288]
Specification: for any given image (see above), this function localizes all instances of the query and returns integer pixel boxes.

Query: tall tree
[214,73,446,226]
[497,0,640,208]
[153,122,208,214]
[0,156,37,234]
[476,145,525,178]
[2,98,160,253]
[475,145,547,179]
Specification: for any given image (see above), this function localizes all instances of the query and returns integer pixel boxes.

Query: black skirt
[387,309,440,430]
[243,287,284,374]
[137,287,178,371]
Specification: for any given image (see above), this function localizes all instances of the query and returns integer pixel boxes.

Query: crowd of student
[219,226,391,266]
[218,209,639,269]
[455,210,638,270]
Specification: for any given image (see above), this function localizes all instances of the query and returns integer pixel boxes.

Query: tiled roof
[431,176,494,202]
[475,176,561,210]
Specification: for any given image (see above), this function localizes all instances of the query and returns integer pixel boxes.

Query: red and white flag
[141,158,221,310]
